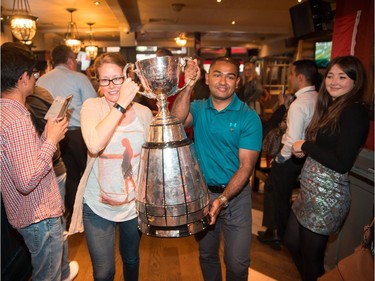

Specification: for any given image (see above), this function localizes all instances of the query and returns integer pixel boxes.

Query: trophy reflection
[126,56,209,237]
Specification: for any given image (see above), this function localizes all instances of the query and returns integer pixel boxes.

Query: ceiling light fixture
[171,3,185,12]
[8,0,38,45]
[65,8,82,54]
[85,22,98,60]
[175,33,187,47]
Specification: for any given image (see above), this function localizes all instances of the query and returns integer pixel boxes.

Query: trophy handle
[169,57,192,96]
[123,63,157,99]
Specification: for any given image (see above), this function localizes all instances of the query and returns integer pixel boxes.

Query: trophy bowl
[125,56,190,100]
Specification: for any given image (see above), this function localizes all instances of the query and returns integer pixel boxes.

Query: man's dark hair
[1,42,36,93]
[209,57,240,77]
[293,59,323,90]
[156,48,173,57]
[52,45,75,66]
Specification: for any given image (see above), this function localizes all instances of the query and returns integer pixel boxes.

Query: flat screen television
[315,41,332,68]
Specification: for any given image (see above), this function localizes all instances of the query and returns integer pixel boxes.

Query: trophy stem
[155,94,170,119]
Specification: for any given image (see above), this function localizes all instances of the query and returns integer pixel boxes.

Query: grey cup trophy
[125,56,210,238]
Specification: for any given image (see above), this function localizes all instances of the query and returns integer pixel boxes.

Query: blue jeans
[83,204,140,281]
[17,217,64,281]
[197,185,252,281]
[57,173,71,280]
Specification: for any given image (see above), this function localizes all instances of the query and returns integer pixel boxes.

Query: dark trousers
[196,186,252,281]
[59,128,87,217]
[262,156,305,237]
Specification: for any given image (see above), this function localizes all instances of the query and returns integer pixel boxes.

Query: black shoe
[257,230,266,238]
[257,228,281,243]
[267,240,282,251]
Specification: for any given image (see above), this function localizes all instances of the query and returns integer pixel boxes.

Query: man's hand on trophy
[117,78,140,110]
[185,59,200,87]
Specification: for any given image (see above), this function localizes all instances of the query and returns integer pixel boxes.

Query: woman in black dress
[283,55,370,281]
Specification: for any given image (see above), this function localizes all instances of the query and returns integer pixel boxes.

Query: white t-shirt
[84,117,145,222]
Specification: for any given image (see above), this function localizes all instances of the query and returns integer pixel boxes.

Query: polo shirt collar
[207,94,242,112]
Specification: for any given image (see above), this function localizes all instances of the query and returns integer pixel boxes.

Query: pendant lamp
[65,8,82,54]
[85,22,98,60]
[8,0,38,45]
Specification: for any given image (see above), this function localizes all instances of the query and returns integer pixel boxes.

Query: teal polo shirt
[191,94,262,186]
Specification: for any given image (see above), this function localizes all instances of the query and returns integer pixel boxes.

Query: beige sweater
[68,97,153,235]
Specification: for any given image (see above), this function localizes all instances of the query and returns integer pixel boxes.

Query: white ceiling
[1,0,333,49]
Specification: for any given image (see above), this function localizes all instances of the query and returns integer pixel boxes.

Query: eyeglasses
[98,76,125,87]
[33,71,40,80]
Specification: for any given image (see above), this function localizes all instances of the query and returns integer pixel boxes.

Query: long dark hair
[305,56,367,142]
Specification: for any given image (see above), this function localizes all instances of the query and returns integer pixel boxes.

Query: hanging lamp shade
[65,8,82,53]
[85,22,98,60]
[8,0,38,45]
[175,33,187,47]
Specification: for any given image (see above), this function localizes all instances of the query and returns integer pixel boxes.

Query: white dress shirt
[278,86,318,162]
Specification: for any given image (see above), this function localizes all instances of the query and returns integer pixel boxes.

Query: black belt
[207,185,226,193]
[207,180,250,193]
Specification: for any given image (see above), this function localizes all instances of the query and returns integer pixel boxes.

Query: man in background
[258,60,322,249]
[27,84,79,281]
[37,45,97,219]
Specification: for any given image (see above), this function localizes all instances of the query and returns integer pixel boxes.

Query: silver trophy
[125,56,210,238]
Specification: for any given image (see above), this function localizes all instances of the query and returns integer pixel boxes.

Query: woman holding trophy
[69,52,153,281]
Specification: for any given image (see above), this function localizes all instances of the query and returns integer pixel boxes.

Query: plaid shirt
[0,98,63,229]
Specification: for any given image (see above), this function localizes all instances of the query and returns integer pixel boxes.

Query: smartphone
[44,95,73,120]
[281,85,286,97]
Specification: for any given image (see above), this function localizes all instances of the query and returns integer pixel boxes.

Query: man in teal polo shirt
[172,57,262,281]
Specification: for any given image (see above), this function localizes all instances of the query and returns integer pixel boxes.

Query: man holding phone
[1,42,72,280]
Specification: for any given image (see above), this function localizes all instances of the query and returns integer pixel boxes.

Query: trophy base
[138,216,210,238]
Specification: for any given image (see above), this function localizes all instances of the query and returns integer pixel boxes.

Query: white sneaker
[62,261,79,281]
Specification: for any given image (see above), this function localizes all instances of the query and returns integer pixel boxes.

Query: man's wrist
[218,194,229,208]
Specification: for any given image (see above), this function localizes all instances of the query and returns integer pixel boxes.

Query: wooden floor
[67,188,300,281]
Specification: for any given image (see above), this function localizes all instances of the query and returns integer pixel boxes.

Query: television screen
[315,41,332,68]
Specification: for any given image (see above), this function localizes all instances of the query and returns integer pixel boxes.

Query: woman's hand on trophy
[185,59,200,87]
[117,78,140,109]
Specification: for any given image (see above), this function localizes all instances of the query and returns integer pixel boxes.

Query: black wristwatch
[113,103,126,114]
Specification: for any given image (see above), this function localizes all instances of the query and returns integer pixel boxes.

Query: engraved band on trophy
[125,56,210,238]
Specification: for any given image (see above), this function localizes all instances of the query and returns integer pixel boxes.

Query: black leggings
[283,212,329,281]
